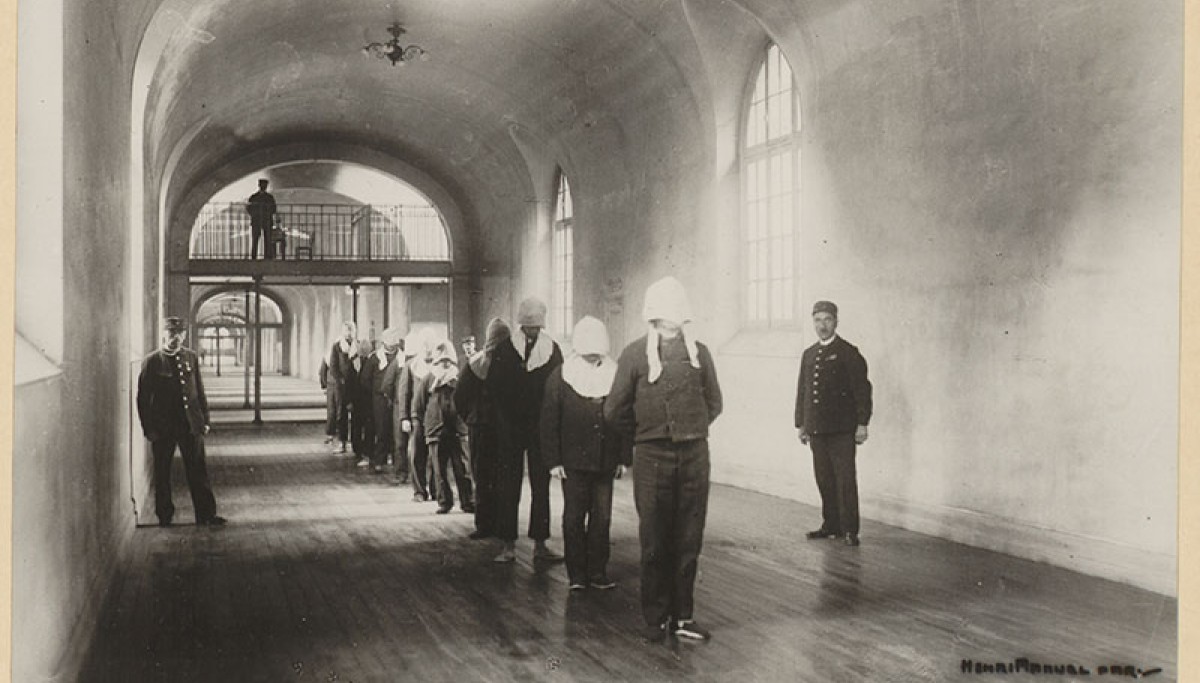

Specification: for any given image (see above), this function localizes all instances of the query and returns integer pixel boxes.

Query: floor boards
[82,423,1178,682]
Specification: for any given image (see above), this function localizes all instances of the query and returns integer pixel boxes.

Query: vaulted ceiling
[141,0,730,248]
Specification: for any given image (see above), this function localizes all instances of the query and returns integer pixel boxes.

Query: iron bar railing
[189,203,451,261]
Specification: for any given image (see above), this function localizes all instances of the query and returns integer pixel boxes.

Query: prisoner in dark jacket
[487,298,565,562]
[541,316,631,588]
[413,340,474,513]
[454,317,510,539]
[603,277,722,642]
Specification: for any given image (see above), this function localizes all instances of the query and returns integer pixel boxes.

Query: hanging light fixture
[362,22,429,67]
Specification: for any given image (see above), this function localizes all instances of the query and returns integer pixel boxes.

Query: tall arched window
[552,171,574,337]
[742,43,801,326]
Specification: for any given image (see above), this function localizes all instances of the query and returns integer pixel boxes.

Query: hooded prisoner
[540,315,631,589]
[487,297,565,562]
[360,327,403,473]
[397,328,438,500]
[413,339,475,513]
[326,322,358,452]
[605,276,723,642]
[454,317,511,539]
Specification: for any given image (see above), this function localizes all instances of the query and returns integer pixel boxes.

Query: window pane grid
[553,172,574,336]
[742,43,801,327]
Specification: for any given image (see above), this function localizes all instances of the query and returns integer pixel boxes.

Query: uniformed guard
[136,316,226,528]
[795,300,872,546]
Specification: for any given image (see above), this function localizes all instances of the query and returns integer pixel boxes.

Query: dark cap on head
[258,178,269,186]
[162,316,186,332]
[812,301,838,317]
[460,334,476,343]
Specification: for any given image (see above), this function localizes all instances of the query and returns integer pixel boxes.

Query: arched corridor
[10,0,1186,680]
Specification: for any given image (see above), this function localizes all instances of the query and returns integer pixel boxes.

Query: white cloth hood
[570,316,610,356]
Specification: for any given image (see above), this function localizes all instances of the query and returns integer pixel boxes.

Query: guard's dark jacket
[605,335,722,444]
[794,335,872,435]
[137,348,209,441]
[540,366,632,473]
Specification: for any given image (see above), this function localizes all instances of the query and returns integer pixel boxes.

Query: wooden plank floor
[82,423,1178,682]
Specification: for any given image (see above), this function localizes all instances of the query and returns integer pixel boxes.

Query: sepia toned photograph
[11,0,1183,680]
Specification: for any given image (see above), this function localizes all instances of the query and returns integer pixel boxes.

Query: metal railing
[189,203,451,261]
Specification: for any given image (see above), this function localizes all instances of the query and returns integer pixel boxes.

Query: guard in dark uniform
[136,317,226,528]
[795,301,872,546]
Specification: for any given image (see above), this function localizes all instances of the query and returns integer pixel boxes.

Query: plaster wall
[522,0,1181,593]
[13,0,161,678]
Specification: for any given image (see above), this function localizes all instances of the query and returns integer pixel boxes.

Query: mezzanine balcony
[188,202,452,279]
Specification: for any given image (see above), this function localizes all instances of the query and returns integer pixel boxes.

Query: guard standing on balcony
[246,178,277,260]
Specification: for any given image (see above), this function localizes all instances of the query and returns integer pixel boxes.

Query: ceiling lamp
[362,22,429,67]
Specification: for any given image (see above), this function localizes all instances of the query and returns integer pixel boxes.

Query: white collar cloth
[513,328,556,372]
[561,355,617,399]
[646,326,700,384]
[374,348,392,370]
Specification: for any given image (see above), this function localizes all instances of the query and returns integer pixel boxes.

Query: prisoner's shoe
[493,546,517,564]
[843,533,861,547]
[412,492,428,503]
[673,619,711,641]
[356,459,370,468]
[200,516,228,528]
[436,506,452,515]
[569,582,587,592]
[461,503,476,514]
[468,529,491,540]
[158,517,173,528]
[805,528,839,540]
[641,620,671,644]
[533,543,564,562]
[589,576,617,590]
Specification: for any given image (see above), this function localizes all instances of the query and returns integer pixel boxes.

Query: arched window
[742,43,801,326]
[552,171,574,337]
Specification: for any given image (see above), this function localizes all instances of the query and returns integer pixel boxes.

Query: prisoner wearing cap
[163,316,187,332]
[812,301,838,318]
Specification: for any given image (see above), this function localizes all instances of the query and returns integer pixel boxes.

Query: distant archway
[191,285,292,375]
